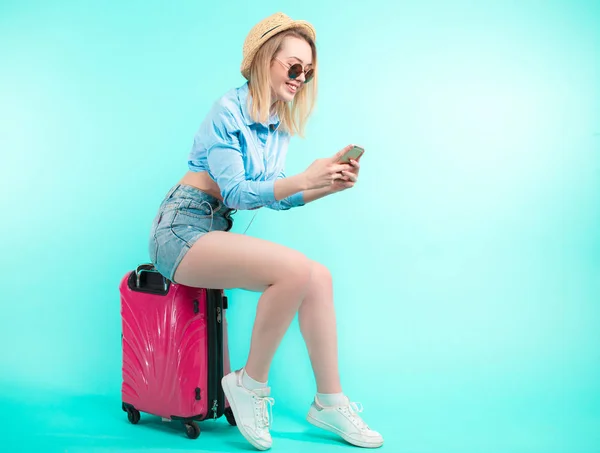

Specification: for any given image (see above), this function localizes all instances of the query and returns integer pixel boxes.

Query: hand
[302,145,354,190]
[329,158,360,193]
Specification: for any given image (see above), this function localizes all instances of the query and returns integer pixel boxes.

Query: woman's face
[270,36,313,103]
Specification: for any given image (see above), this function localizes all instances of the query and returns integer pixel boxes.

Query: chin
[278,87,296,103]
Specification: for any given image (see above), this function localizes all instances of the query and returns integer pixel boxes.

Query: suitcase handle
[129,263,170,294]
[135,264,168,291]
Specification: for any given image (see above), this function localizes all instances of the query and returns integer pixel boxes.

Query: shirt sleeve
[264,170,306,211]
[203,110,278,210]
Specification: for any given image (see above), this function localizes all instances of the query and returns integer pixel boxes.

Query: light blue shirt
[188,82,305,211]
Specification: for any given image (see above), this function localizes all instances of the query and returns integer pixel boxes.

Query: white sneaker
[221,369,275,451]
[306,395,384,448]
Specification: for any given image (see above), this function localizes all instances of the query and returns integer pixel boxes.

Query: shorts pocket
[180,198,220,219]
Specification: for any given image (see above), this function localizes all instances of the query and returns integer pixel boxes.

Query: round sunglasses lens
[288,63,303,79]
[304,69,314,82]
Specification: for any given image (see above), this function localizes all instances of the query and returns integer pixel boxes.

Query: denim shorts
[148,184,235,281]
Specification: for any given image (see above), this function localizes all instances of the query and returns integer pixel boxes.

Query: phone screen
[339,146,364,163]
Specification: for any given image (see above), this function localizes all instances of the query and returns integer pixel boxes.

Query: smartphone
[337,145,364,163]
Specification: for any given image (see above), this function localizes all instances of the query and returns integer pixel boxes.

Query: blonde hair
[247,28,318,137]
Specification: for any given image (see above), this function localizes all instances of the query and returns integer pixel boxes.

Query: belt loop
[166,184,181,199]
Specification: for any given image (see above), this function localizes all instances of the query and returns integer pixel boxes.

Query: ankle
[316,391,348,407]
[316,385,342,395]
[241,368,268,391]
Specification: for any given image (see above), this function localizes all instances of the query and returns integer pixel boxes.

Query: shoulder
[206,85,247,129]
[194,85,247,147]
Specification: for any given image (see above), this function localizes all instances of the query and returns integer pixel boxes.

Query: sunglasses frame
[275,57,314,83]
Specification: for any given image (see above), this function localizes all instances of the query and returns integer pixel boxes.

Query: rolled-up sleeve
[204,111,278,210]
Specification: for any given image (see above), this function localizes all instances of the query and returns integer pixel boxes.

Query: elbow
[222,191,244,210]
[221,184,258,211]
[266,202,288,211]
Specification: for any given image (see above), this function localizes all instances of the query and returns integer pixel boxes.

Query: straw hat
[241,12,316,80]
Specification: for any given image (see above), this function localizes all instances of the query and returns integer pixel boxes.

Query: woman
[148,12,383,450]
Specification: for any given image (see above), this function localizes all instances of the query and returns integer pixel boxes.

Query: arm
[293,156,362,204]
[274,174,308,203]
[265,171,308,211]
[269,186,331,209]
[208,146,309,210]
[266,149,360,210]
[301,186,333,204]
[204,111,307,210]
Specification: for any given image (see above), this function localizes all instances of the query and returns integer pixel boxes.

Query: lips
[286,82,299,93]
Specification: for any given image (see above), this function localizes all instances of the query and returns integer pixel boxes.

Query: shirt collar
[238,82,281,129]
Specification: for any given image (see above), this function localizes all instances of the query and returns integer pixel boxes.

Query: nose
[295,71,306,83]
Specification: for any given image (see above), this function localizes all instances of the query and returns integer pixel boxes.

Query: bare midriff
[178,171,223,200]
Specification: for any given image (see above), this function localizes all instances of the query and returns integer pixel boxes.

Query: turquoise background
[1,1,599,452]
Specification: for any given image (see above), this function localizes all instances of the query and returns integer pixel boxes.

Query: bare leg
[299,262,342,394]
[174,231,382,449]
[244,274,312,381]
[176,232,340,389]
[300,266,384,449]
[174,231,312,381]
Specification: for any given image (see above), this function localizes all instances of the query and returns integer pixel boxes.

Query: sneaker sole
[221,374,272,451]
[306,412,383,449]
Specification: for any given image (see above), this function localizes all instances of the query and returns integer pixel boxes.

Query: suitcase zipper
[206,289,225,421]
[212,400,218,420]
[216,300,224,418]
[215,295,225,418]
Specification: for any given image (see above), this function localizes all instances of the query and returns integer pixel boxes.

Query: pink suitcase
[119,263,236,438]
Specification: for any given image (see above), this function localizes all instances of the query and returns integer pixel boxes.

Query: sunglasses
[275,58,314,83]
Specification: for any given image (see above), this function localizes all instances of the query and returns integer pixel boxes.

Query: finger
[349,159,361,168]
[333,177,354,188]
[331,163,353,173]
[330,172,344,183]
[341,171,358,182]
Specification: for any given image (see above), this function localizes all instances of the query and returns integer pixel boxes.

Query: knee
[308,261,333,289]
[282,253,313,290]
[298,261,333,309]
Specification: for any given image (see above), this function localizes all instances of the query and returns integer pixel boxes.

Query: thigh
[173,231,312,292]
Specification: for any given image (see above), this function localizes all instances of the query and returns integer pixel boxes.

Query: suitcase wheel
[184,421,201,439]
[126,407,141,425]
[224,406,236,426]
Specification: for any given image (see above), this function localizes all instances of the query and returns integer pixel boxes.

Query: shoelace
[341,401,370,431]
[254,396,275,429]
